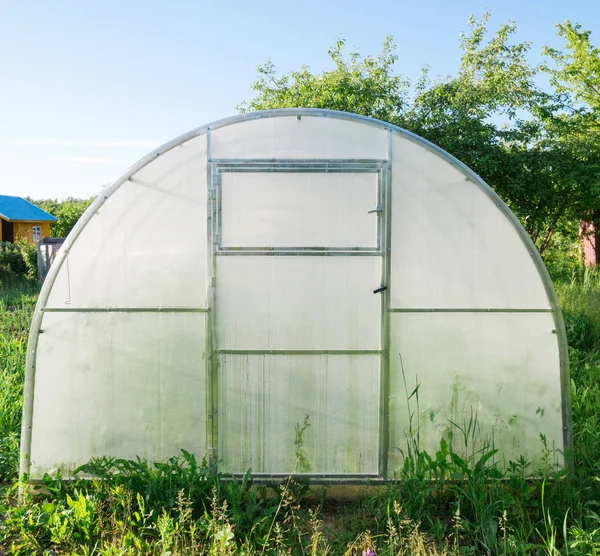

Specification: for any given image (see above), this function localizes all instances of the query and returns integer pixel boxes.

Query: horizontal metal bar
[218,167,382,173]
[220,246,377,252]
[236,477,386,486]
[389,308,553,313]
[212,158,387,164]
[216,250,382,257]
[212,159,386,174]
[43,307,209,313]
[216,349,382,355]
[27,475,386,486]
[234,472,381,480]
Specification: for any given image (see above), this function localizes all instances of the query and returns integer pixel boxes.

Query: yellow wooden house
[0,195,57,244]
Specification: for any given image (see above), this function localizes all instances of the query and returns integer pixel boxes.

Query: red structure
[581,220,598,266]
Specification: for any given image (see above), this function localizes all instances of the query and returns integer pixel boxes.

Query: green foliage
[2,14,600,554]
[239,13,600,256]
[543,21,600,127]
[0,277,37,482]
[294,414,312,473]
[28,196,94,238]
[543,225,586,283]
[0,241,37,281]
[73,451,218,519]
[238,36,410,123]
[1,270,600,552]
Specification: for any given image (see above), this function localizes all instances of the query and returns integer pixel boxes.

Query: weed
[3,269,600,553]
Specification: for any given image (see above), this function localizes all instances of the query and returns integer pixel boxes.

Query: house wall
[12,221,51,244]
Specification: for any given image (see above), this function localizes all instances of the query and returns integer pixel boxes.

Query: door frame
[206,155,392,480]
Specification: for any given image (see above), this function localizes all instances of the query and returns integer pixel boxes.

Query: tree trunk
[593,210,600,265]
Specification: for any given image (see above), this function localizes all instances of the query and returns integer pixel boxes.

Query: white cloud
[0,138,159,148]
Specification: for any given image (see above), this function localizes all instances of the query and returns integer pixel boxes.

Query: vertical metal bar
[378,130,393,478]
[205,130,218,467]
[216,172,222,249]
[376,168,382,253]
[555,306,573,474]
[211,165,220,467]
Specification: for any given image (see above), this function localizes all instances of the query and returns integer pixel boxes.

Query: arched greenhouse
[20,109,571,482]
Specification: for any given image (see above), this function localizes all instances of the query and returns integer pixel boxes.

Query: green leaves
[238,15,600,256]
[26,197,94,239]
[543,21,600,118]
[237,36,410,124]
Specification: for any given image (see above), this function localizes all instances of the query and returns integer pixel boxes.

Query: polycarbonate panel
[211,116,387,160]
[389,134,550,309]
[47,135,208,309]
[387,312,563,474]
[29,312,207,478]
[220,172,378,248]
[215,256,381,350]
[218,354,380,474]
[25,112,568,484]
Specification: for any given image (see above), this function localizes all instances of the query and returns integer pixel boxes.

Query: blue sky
[0,0,598,199]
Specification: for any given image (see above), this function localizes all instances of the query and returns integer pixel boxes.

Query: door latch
[373,284,388,294]
[368,204,382,215]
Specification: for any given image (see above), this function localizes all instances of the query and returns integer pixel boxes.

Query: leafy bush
[543,227,586,283]
[556,267,600,350]
[0,241,36,280]
[28,197,94,238]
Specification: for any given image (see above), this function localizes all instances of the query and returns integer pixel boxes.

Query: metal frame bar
[216,349,382,355]
[210,158,386,476]
[233,472,380,482]
[20,108,572,484]
[388,308,553,313]
[42,307,209,313]
[215,250,381,257]
[378,130,392,478]
[212,159,384,255]
[213,158,387,164]
[218,168,381,174]
[206,130,218,467]
[214,159,386,173]
[216,247,379,252]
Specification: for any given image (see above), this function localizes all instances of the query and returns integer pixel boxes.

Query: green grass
[3,269,600,553]
[0,273,37,483]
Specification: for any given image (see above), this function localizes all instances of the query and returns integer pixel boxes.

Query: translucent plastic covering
[220,172,379,248]
[387,312,563,473]
[389,136,550,309]
[30,312,207,477]
[215,257,381,350]
[47,135,208,309]
[22,110,569,482]
[211,115,387,160]
[218,354,380,474]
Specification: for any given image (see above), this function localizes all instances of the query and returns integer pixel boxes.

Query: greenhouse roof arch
[21,109,571,482]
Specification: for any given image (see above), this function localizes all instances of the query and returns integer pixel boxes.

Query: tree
[238,37,410,124]
[28,197,94,238]
[543,22,600,132]
[540,22,600,260]
[238,15,600,255]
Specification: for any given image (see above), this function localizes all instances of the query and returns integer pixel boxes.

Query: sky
[0,0,598,199]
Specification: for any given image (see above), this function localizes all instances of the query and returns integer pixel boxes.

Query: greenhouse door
[209,160,389,478]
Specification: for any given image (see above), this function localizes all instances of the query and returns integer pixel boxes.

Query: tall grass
[0,273,37,482]
[2,269,600,553]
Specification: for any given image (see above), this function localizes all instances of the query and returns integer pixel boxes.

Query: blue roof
[0,195,57,222]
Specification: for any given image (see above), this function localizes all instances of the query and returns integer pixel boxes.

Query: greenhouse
[20,109,570,482]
